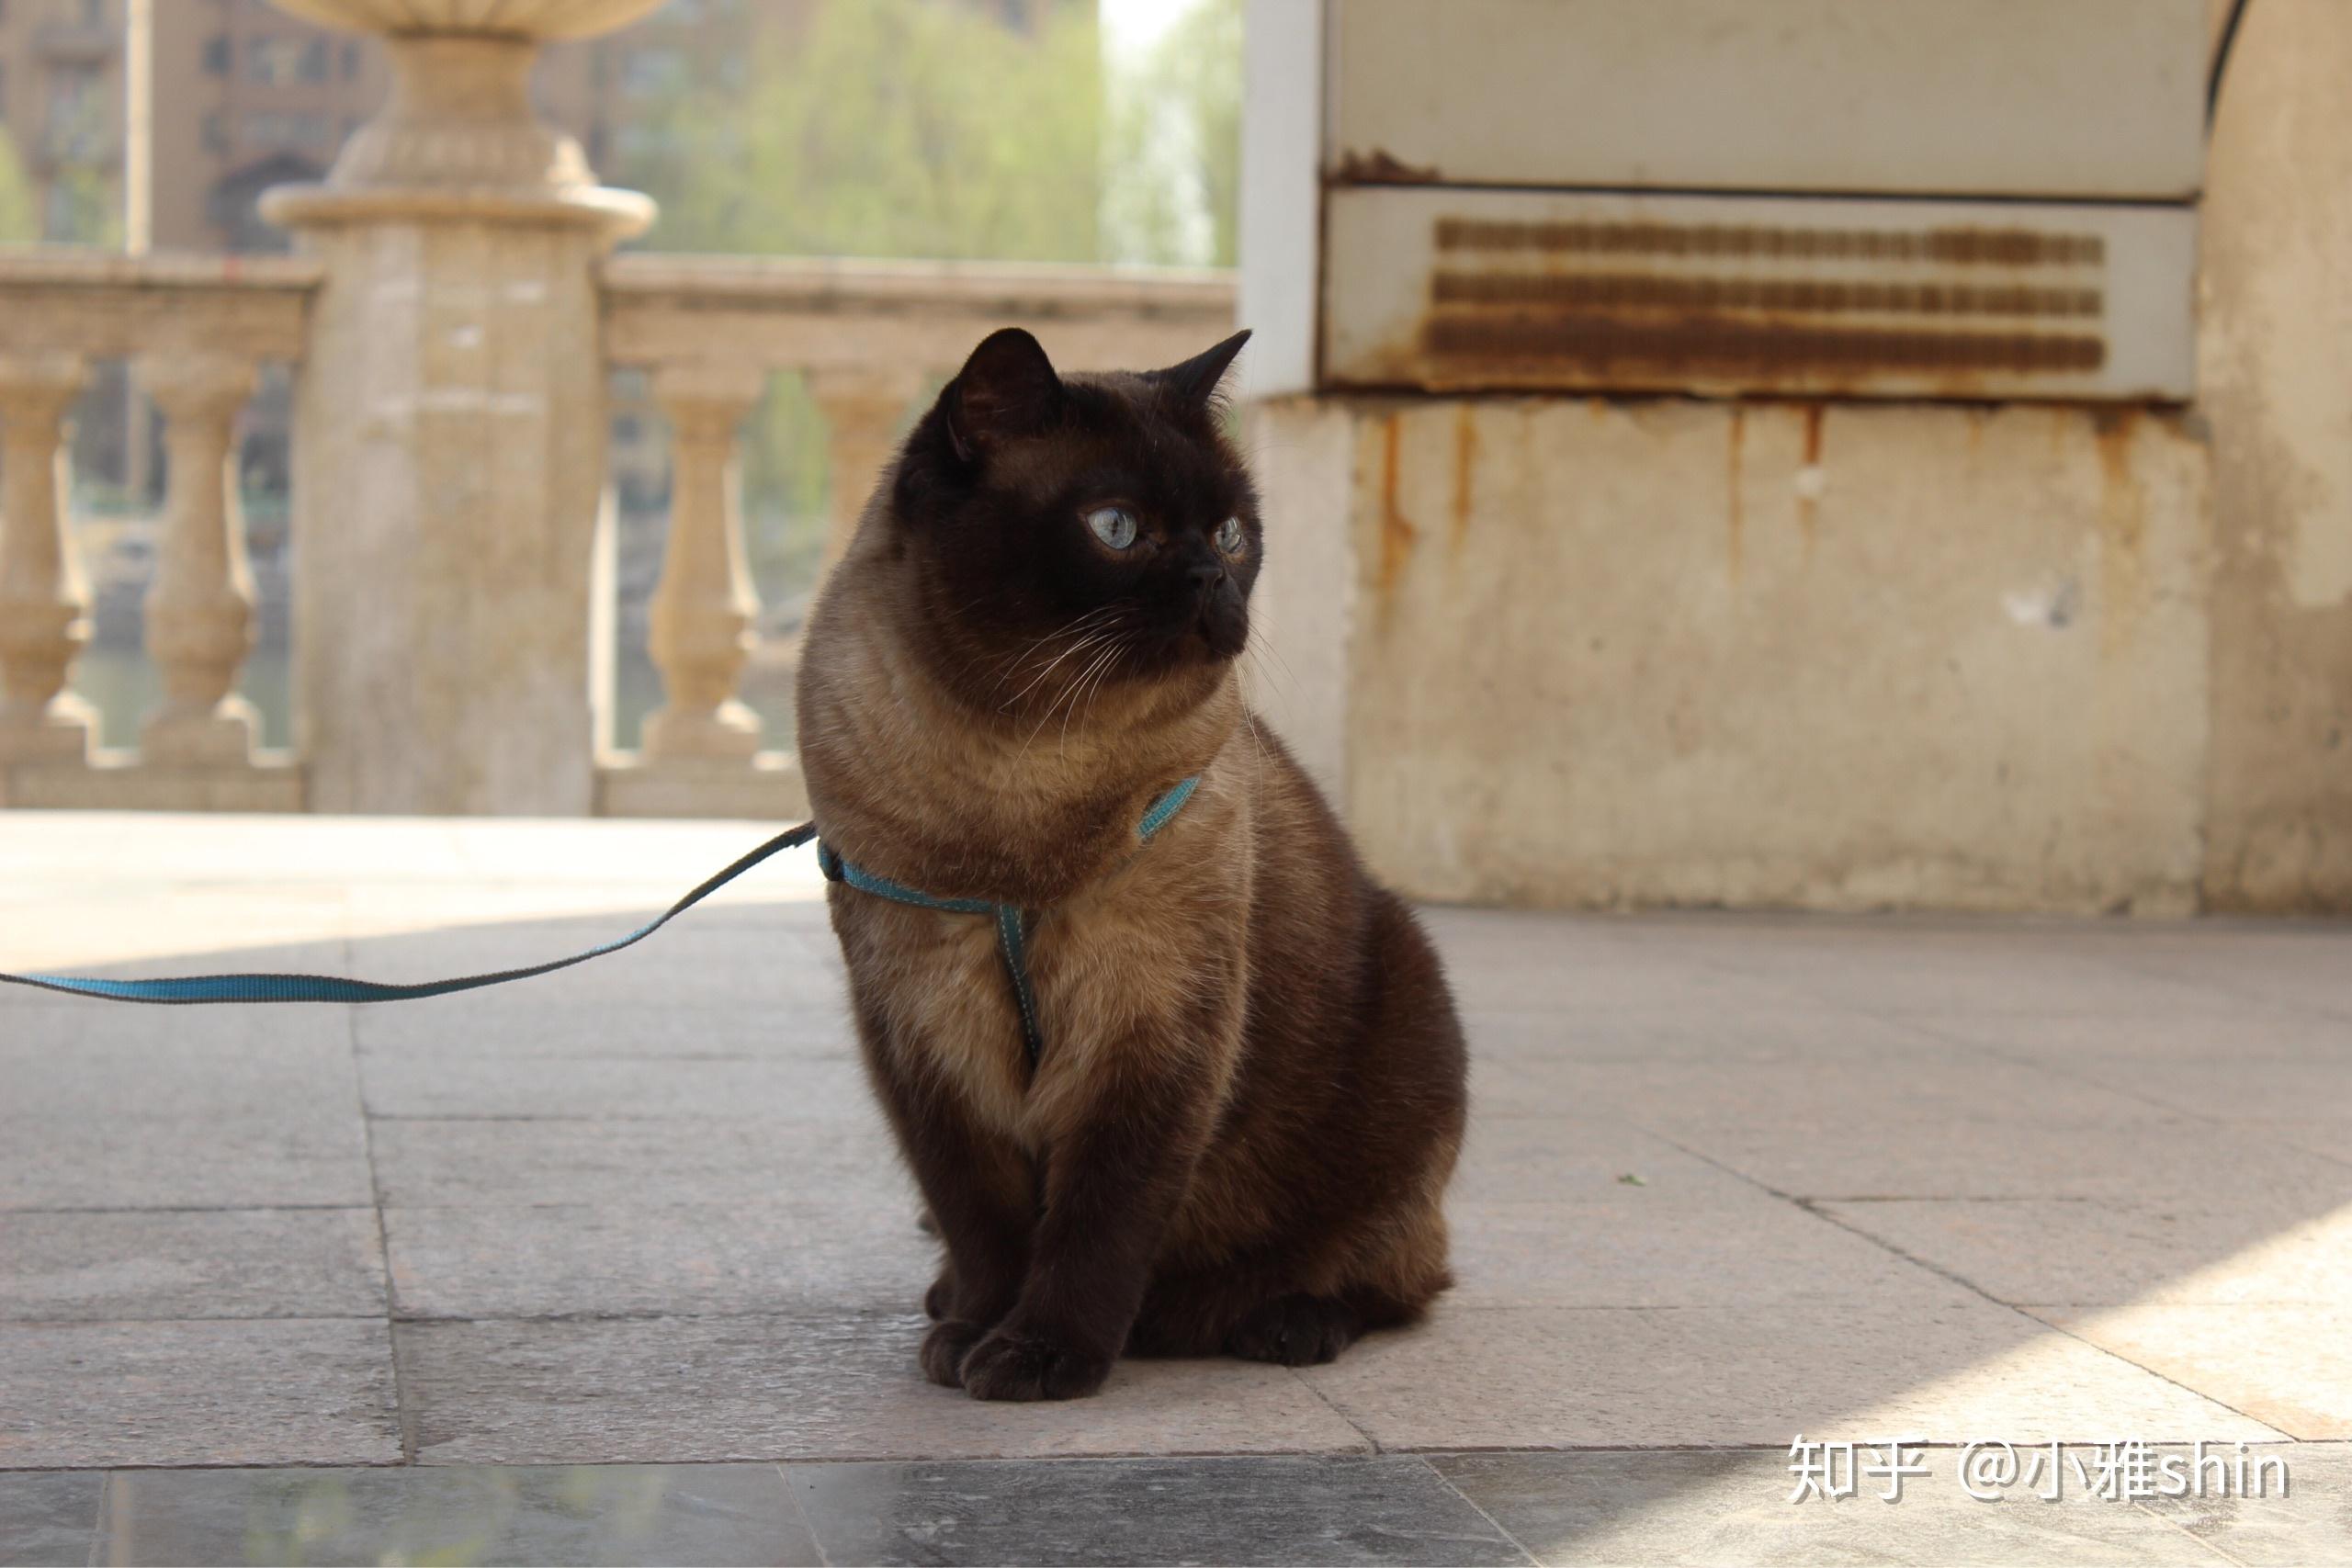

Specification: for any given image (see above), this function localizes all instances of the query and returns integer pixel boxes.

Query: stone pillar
[643,364,765,762]
[0,355,95,764]
[138,354,259,765]
[260,2,662,814]
[808,367,921,572]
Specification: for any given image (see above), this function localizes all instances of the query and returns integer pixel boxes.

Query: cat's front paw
[957,1325,1112,1402]
[1226,1292,1361,1366]
[923,1269,956,1321]
[921,1319,988,1387]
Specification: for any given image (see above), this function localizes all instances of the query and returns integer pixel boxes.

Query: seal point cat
[796,326,1467,1401]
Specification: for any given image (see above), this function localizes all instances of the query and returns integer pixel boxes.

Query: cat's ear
[945,328,1062,463]
[1153,328,1252,411]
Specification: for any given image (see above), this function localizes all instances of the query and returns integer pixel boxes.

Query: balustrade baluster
[643,363,767,763]
[0,355,95,765]
[137,354,260,766]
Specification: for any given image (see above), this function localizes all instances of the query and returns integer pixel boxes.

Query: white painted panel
[1323,186,2197,400]
[1328,0,2207,200]
[1239,0,1328,399]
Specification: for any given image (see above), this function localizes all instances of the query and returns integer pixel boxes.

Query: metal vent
[1323,189,2196,401]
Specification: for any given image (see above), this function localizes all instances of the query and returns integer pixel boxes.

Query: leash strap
[1,822,819,1006]
[6,777,1202,1053]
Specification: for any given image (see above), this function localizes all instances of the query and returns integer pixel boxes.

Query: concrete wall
[1242,0,2350,916]
[2199,0,2352,911]
[1251,399,2213,913]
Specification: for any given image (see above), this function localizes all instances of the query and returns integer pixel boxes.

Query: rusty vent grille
[1428,218,2107,383]
[1322,191,2196,400]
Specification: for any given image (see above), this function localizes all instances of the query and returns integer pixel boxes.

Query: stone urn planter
[252,0,671,815]
[261,0,666,229]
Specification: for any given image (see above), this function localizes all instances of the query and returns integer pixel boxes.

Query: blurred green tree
[1104,0,1241,266]
[631,0,1103,262]
[614,0,1105,596]
[0,132,42,243]
[607,0,1240,602]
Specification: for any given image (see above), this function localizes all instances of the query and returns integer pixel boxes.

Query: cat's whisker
[1024,631,1126,757]
[985,604,1116,681]
[1064,635,1131,753]
[987,605,1123,698]
[1244,627,1304,704]
[1238,686,1269,774]
[1001,625,1120,712]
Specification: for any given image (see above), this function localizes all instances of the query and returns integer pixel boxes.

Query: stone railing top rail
[602,254,1238,375]
[0,248,320,361]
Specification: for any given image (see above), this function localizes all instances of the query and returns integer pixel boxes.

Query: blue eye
[1216,515,1244,554]
[1085,505,1139,550]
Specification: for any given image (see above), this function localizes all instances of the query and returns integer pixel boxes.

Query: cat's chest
[832,890,1037,1134]
[829,878,1182,1143]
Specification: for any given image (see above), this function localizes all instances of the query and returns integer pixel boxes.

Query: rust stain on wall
[1376,413,1419,617]
[2094,409,2147,553]
[1433,219,2105,266]
[1451,406,1477,554]
[1424,316,2106,378]
[1406,213,2115,400]
[1431,272,2101,320]
[1797,403,1826,550]
[1332,148,1442,185]
[1725,405,1746,584]
[2092,408,2149,658]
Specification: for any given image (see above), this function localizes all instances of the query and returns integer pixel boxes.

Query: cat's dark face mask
[889,327,1262,719]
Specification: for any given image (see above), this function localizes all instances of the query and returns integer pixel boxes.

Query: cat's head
[884,326,1261,722]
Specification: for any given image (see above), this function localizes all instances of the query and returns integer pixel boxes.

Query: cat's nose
[1189,562,1227,591]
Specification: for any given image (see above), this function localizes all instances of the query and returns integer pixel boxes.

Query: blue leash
[1,822,820,1005]
[2,778,1202,1069]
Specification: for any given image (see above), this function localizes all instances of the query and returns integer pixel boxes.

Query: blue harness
[1,777,1201,1070]
[817,775,1197,1065]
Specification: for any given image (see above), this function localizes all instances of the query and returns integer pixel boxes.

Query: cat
[794,325,1467,1402]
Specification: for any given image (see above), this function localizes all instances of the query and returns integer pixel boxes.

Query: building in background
[0,0,126,244]
[0,0,829,254]
[144,0,389,252]
[0,0,816,505]
[4,0,1152,760]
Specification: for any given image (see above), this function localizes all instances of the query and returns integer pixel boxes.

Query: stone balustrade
[0,251,315,810]
[0,246,1236,818]
[0,0,1234,820]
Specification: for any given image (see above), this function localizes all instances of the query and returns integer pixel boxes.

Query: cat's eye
[1085,505,1139,551]
[1215,516,1244,555]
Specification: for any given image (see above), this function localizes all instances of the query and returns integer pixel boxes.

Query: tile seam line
[2130,1494,2259,1568]
[1416,1454,1543,1567]
[375,1304,1872,1325]
[35,1443,2317,1475]
[2086,950,2352,1032]
[1640,1125,2293,1440]
[773,1461,835,1568]
[401,1443,1389,1470]
[345,978,416,1467]
[1283,1362,1384,1456]
[84,1470,108,1568]
[1861,1015,2352,1180]
[18,1446,2325,1482]
[0,1313,400,1325]
[2011,1303,2293,1442]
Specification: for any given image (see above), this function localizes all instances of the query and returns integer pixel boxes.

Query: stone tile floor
[2,813,2348,1564]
